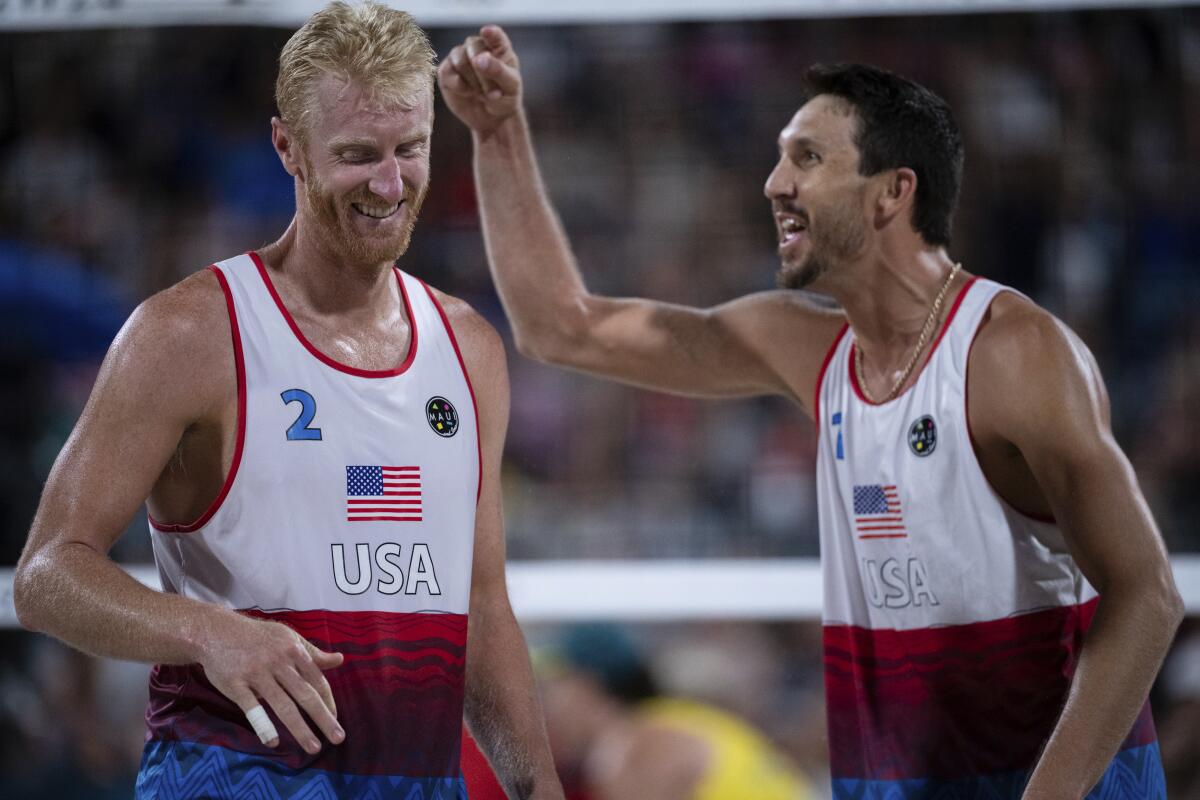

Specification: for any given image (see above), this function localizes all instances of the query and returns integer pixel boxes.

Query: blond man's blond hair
[276,1,436,141]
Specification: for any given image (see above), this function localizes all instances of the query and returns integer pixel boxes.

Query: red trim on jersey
[813,322,850,433]
[848,276,981,407]
[421,282,484,505]
[963,290,1057,525]
[923,275,979,369]
[249,250,418,378]
[823,597,1156,781]
[149,266,247,534]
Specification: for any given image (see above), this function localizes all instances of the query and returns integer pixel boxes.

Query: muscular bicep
[23,275,228,560]
[547,290,844,411]
[972,305,1172,593]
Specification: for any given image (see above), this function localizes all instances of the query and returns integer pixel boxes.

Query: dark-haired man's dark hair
[803,63,964,247]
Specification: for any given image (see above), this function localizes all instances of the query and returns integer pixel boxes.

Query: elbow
[1099,559,1186,640]
[12,559,45,632]
[1162,578,1186,633]
[1134,564,1186,639]
[511,329,552,362]
[1151,557,1186,632]
[511,300,591,368]
[513,329,572,366]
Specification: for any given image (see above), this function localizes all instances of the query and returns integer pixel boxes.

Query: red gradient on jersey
[823,597,1156,780]
[250,250,419,378]
[146,609,468,777]
[148,266,247,534]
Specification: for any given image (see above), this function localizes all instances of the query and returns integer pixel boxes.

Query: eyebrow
[327,133,430,151]
[778,135,820,154]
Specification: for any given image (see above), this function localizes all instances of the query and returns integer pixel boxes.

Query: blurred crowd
[0,7,1197,797]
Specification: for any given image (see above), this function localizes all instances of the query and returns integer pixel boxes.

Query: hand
[198,613,345,755]
[438,25,522,136]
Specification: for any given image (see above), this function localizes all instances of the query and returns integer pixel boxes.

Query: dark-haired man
[440,26,1183,800]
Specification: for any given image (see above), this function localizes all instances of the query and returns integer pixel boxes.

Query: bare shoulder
[712,289,847,412]
[103,268,235,416]
[422,284,508,401]
[970,291,1099,390]
[123,266,221,337]
[713,288,844,329]
[424,285,504,359]
[969,290,1108,439]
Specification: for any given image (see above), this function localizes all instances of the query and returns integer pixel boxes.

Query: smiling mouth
[352,201,402,219]
[777,215,808,245]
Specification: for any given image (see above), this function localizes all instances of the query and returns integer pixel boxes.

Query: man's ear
[873,167,917,230]
[272,117,304,179]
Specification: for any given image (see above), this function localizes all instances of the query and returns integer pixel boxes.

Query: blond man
[14,4,563,799]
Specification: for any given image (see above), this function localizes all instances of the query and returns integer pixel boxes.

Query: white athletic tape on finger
[246,704,278,744]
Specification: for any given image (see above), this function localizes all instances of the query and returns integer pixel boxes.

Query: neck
[820,245,964,398]
[259,216,399,317]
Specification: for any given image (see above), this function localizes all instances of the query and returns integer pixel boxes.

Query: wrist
[185,604,242,664]
[472,108,529,150]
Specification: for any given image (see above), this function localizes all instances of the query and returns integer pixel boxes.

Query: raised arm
[438,26,844,412]
[968,296,1184,799]
[13,271,345,756]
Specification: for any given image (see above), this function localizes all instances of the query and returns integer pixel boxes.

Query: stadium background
[0,2,1198,797]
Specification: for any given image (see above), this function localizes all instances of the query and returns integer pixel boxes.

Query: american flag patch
[346,466,422,522]
[852,484,906,539]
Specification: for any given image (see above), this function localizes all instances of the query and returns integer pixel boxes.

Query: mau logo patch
[908,415,937,456]
[427,396,459,437]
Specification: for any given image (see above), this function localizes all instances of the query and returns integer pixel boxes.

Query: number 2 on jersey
[281,389,323,441]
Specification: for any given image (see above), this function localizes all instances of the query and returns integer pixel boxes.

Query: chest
[285,309,414,373]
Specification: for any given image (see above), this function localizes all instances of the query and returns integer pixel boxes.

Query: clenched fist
[438,25,523,136]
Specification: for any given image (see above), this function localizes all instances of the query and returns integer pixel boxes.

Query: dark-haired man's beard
[777,193,868,291]
[304,173,427,268]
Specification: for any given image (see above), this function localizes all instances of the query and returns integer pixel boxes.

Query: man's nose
[763,158,794,202]
[368,157,404,204]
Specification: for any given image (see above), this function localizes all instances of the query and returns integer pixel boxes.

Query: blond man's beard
[303,170,427,267]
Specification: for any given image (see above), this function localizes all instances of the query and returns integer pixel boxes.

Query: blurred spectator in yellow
[536,624,818,800]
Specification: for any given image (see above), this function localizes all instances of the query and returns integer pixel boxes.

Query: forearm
[15,539,233,664]
[1023,582,1182,798]
[464,593,561,800]
[473,111,590,362]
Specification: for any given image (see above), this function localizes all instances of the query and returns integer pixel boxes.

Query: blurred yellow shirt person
[636,697,815,800]
[536,625,816,800]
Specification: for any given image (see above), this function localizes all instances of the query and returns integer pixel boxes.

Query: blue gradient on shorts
[831,742,1164,800]
[136,739,468,800]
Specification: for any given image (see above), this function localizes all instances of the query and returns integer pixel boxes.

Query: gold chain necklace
[855,262,962,404]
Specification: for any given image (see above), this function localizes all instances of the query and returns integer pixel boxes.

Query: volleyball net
[2,559,1198,628]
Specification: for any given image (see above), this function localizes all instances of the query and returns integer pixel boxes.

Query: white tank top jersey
[136,252,479,800]
[813,277,1164,799]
